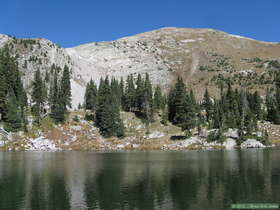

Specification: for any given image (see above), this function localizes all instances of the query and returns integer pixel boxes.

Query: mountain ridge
[1,27,280,108]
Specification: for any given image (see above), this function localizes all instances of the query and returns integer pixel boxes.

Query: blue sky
[0,0,279,47]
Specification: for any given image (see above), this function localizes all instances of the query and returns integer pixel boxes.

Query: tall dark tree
[143,73,154,123]
[31,69,45,124]
[96,76,124,137]
[135,74,144,111]
[4,89,22,132]
[124,74,135,112]
[50,70,65,123]
[153,85,163,111]
[60,65,72,110]
[202,89,213,123]
[84,79,98,112]
[170,77,187,125]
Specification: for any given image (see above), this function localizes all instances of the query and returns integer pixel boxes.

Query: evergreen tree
[171,77,187,124]
[202,88,213,123]
[50,70,65,123]
[153,85,163,111]
[180,93,197,136]
[60,65,72,110]
[120,77,125,110]
[84,79,98,112]
[96,76,124,137]
[4,89,22,132]
[135,74,144,111]
[124,74,135,112]
[143,73,154,123]
[31,69,45,124]
[253,91,263,120]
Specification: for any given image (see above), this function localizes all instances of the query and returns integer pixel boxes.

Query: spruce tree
[31,69,45,124]
[4,89,22,132]
[143,73,154,123]
[153,85,163,111]
[96,76,125,137]
[124,74,135,112]
[50,70,65,123]
[171,77,187,125]
[84,79,98,112]
[60,65,72,110]
[135,74,144,111]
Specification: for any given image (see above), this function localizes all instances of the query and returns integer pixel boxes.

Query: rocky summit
[1,27,280,108]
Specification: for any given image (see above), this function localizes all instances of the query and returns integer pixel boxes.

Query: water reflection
[0,149,279,210]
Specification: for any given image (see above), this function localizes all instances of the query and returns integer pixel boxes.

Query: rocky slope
[1,27,280,107]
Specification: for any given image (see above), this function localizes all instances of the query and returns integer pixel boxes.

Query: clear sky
[0,0,279,47]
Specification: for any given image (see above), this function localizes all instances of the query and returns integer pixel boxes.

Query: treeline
[84,73,280,144]
[167,77,270,144]
[84,73,166,137]
[31,64,71,124]
[0,47,71,132]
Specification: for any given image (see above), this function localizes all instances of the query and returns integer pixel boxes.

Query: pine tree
[84,79,98,112]
[124,74,135,112]
[135,74,144,111]
[180,93,197,136]
[167,87,176,122]
[120,77,125,110]
[50,70,65,123]
[171,77,187,125]
[4,89,22,132]
[153,85,163,111]
[0,61,7,119]
[143,73,154,123]
[60,65,72,110]
[31,69,45,124]
[96,76,125,137]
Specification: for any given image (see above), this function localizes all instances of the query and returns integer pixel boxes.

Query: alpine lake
[1,149,280,210]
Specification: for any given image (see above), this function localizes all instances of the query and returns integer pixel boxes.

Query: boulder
[147,131,165,139]
[223,138,236,149]
[241,139,265,149]
[224,128,239,139]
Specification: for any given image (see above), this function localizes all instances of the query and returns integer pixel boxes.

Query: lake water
[0,149,280,210]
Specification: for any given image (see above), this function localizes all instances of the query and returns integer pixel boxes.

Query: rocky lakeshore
[1,112,276,152]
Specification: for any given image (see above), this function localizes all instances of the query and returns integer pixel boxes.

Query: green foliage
[72,115,80,123]
[4,89,22,132]
[84,79,98,112]
[50,70,65,123]
[96,76,124,138]
[0,47,27,130]
[207,129,226,143]
[153,85,164,111]
[31,69,45,124]
[167,77,199,135]
[60,65,72,110]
